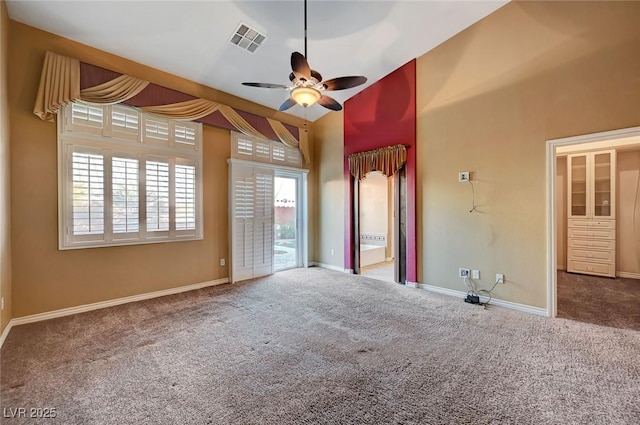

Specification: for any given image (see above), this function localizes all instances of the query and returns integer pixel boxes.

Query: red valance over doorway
[347,144,407,180]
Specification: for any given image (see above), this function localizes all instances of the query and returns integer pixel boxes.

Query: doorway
[274,174,299,271]
[358,171,395,282]
[352,166,407,284]
[228,158,308,283]
[547,126,640,328]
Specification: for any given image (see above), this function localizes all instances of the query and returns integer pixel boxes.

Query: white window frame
[58,101,203,250]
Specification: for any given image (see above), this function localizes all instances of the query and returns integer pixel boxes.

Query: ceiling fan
[242,0,367,112]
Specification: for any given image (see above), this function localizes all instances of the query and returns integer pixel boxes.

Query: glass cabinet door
[593,152,612,217]
[569,155,587,217]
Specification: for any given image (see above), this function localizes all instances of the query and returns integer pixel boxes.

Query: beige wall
[8,21,307,317]
[312,111,345,268]
[0,0,12,335]
[415,1,640,308]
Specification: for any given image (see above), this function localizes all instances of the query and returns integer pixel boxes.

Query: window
[227,131,309,283]
[58,101,203,249]
[231,131,302,167]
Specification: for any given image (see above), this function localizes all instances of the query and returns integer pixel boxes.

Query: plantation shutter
[112,156,140,236]
[68,102,104,135]
[111,105,140,142]
[175,161,197,233]
[229,161,274,283]
[253,168,274,277]
[67,148,106,244]
[146,159,170,234]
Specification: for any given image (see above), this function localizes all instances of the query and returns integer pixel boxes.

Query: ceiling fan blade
[322,76,368,91]
[279,97,297,111]
[291,51,311,81]
[242,82,290,89]
[311,69,323,83]
[318,95,342,111]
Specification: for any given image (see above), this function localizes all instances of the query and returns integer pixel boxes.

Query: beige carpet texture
[1,268,639,424]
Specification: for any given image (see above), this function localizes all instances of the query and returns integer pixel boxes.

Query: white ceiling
[7,0,508,122]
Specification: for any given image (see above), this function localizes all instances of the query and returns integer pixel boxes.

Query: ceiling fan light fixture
[291,86,321,108]
[241,0,366,112]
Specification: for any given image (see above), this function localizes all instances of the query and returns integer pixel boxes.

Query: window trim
[58,101,203,250]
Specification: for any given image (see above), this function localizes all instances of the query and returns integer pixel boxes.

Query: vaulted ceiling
[6,0,508,122]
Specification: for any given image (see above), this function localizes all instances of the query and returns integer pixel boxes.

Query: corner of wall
[311,111,345,268]
[0,0,14,338]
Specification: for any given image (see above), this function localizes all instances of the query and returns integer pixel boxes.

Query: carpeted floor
[557,271,640,331]
[1,267,639,424]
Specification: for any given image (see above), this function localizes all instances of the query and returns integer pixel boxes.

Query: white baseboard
[9,278,229,329]
[405,281,419,289]
[0,320,14,348]
[310,262,350,273]
[417,282,548,317]
[617,271,640,279]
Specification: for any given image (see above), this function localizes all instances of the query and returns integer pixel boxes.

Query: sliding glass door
[274,171,306,271]
[229,159,308,283]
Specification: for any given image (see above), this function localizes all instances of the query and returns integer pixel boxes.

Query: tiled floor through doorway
[361,260,394,283]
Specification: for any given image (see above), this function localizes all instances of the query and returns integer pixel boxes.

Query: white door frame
[546,126,640,317]
[274,169,309,270]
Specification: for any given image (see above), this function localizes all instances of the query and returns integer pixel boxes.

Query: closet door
[229,161,274,283]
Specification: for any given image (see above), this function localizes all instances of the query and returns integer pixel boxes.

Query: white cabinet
[567,150,616,277]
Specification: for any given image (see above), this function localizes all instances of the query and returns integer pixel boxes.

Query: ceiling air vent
[230,23,266,53]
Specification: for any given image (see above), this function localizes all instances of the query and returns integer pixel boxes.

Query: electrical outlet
[458,172,470,182]
[220,258,226,266]
[459,268,470,278]
[496,273,504,284]
[330,249,335,256]
[472,270,480,279]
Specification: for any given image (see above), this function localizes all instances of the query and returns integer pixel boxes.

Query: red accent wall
[343,60,417,282]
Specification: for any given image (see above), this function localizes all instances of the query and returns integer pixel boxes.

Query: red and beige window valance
[347,144,408,180]
[33,51,309,163]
